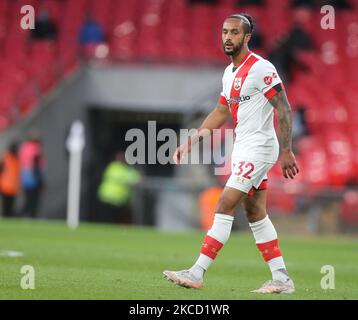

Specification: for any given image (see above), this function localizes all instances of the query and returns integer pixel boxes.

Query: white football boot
[163,270,203,289]
[251,278,295,294]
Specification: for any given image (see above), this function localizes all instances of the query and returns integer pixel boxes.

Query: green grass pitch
[0,218,357,300]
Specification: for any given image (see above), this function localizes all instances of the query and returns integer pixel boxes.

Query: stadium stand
[0,0,357,218]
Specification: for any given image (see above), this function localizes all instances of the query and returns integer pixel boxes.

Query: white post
[66,121,85,229]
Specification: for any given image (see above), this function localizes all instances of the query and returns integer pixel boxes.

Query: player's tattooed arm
[269,90,300,179]
[269,90,292,151]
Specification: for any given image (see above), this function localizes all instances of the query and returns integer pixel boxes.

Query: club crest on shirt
[264,76,272,85]
[234,77,242,91]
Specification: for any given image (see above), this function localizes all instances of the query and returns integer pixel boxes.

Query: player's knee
[215,196,236,215]
[245,203,266,223]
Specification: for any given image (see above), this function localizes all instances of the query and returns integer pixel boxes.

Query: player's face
[222,19,248,56]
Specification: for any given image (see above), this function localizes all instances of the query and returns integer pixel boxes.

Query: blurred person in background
[236,0,264,5]
[292,0,317,9]
[19,131,45,218]
[292,106,309,139]
[292,106,310,153]
[30,8,58,41]
[293,0,352,10]
[323,0,353,10]
[188,0,218,4]
[164,13,299,294]
[249,23,264,51]
[0,142,20,217]
[268,8,313,82]
[79,12,106,46]
[97,152,140,224]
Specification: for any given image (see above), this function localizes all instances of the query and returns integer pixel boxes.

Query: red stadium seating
[320,131,353,187]
[340,190,358,225]
[162,0,191,61]
[110,0,139,60]
[90,0,113,34]
[296,136,330,191]
[267,163,300,214]
[0,0,357,208]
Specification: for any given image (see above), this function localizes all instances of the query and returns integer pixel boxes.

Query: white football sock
[249,215,277,243]
[190,213,234,279]
[249,215,288,278]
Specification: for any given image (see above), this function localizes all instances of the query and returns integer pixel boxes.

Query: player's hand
[280,149,299,179]
[173,142,191,165]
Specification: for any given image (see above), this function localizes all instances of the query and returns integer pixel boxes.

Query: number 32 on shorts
[233,161,255,179]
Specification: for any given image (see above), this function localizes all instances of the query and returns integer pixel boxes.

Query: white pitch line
[0,250,24,257]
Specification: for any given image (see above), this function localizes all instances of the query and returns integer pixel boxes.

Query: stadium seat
[90,0,113,33]
[317,131,353,187]
[162,0,191,61]
[110,0,139,60]
[0,82,18,125]
[17,85,38,115]
[0,115,11,132]
[136,0,166,61]
[0,0,356,198]
[31,40,57,63]
[340,190,358,225]
[347,125,358,182]
[266,159,306,214]
[266,181,296,214]
[296,136,330,191]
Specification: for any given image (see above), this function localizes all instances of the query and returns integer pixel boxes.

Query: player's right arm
[173,102,230,165]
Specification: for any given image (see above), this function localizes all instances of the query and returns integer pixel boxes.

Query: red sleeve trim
[218,95,228,106]
[264,83,285,100]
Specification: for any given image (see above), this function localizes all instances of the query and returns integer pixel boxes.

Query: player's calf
[163,188,245,288]
[249,215,293,289]
[163,213,234,288]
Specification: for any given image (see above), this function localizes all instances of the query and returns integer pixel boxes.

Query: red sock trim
[200,235,224,259]
[256,239,282,261]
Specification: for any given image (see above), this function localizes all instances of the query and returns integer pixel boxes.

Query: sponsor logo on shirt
[228,95,251,105]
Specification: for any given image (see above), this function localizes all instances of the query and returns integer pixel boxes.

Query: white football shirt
[218,51,284,164]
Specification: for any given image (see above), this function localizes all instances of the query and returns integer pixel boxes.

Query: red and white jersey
[219,51,284,163]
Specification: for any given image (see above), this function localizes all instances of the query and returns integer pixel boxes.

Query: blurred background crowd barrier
[0,0,357,234]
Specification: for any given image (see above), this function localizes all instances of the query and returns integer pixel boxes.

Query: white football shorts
[225,157,274,195]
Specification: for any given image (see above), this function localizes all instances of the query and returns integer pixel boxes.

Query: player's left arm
[269,89,300,179]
